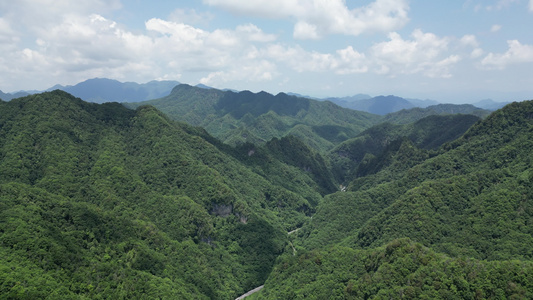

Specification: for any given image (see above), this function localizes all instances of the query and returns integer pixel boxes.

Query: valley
[0,86,532,299]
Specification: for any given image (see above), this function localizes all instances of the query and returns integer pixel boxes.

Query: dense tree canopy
[2,90,532,299]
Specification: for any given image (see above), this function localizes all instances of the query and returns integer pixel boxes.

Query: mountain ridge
[127,84,381,151]
[0,90,334,298]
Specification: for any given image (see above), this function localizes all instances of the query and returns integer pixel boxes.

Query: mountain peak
[44,78,181,103]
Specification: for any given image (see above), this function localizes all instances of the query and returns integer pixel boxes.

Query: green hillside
[253,100,533,298]
[0,91,328,299]
[382,103,491,125]
[329,114,481,183]
[299,101,533,252]
[3,88,532,299]
[256,238,533,299]
[127,84,380,151]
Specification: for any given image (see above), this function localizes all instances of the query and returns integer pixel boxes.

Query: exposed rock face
[210,203,233,217]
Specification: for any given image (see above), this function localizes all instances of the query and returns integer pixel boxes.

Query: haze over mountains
[0,78,510,112]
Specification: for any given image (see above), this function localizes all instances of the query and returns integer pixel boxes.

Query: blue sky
[1,0,532,102]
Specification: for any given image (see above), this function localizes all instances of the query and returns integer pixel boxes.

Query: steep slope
[329,114,481,183]
[0,91,325,299]
[127,84,380,151]
[51,78,180,103]
[253,101,533,298]
[256,239,533,299]
[297,101,533,254]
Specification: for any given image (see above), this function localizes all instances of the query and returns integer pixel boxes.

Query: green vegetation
[253,100,533,298]
[0,91,329,299]
[2,88,532,299]
[127,84,380,151]
[329,114,480,183]
[382,103,490,125]
[256,238,533,299]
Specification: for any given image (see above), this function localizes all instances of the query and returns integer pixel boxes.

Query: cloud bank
[203,0,410,39]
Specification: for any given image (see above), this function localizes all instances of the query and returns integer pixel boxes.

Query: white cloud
[146,18,208,47]
[204,0,410,39]
[263,30,462,78]
[293,21,320,40]
[460,35,484,58]
[0,0,282,91]
[264,44,368,74]
[335,47,369,74]
[200,59,277,86]
[485,0,519,11]
[470,48,484,58]
[0,0,121,35]
[236,24,277,42]
[491,24,502,32]
[481,40,533,69]
[460,34,479,47]
[530,0,533,11]
[371,29,459,77]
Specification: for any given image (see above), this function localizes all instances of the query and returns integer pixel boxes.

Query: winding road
[235,227,302,299]
[235,285,264,300]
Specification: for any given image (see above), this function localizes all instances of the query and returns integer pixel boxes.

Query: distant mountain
[127,84,381,151]
[0,90,30,101]
[286,92,320,100]
[195,83,212,89]
[362,95,415,115]
[327,95,414,115]
[382,103,491,124]
[405,97,440,108]
[326,93,372,103]
[48,78,180,103]
[0,90,10,101]
[473,99,509,110]
[328,94,442,113]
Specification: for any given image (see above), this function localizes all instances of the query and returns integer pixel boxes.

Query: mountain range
[47,78,181,103]
[255,99,533,299]
[1,79,531,298]
[0,78,180,103]
[0,90,30,101]
[327,95,415,115]
[1,77,511,113]
[0,90,335,298]
[127,84,381,151]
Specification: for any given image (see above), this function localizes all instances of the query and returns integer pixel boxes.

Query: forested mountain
[2,87,531,299]
[49,78,180,103]
[329,114,481,183]
[328,95,415,115]
[325,93,372,106]
[253,100,533,299]
[127,84,380,151]
[473,99,510,110]
[0,91,332,299]
[382,103,491,124]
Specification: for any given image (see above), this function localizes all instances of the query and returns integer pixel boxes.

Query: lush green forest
[2,89,532,299]
[382,103,491,125]
[127,84,380,151]
[253,100,533,298]
[0,91,333,298]
[329,114,481,183]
